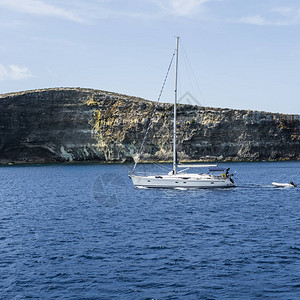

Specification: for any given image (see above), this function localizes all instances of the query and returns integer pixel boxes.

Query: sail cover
[177,164,217,168]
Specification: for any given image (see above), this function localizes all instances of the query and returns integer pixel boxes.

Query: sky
[0,0,300,114]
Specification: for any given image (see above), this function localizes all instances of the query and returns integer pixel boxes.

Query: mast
[173,36,179,174]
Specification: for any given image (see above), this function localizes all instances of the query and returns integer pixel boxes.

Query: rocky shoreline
[0,87,299,164]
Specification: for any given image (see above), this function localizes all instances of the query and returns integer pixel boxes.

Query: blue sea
[0,162,299,299]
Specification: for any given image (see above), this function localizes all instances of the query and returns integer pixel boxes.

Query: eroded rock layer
[0,87,299,164]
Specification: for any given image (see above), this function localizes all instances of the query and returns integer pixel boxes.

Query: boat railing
[130,171,167,176]
[130,172,227,180]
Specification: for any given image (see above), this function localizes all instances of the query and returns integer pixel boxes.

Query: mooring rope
[131,50,176,173]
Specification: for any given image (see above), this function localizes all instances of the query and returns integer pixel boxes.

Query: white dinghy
[272,182,297,188]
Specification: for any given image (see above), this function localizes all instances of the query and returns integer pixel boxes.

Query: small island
[0,87,299,164]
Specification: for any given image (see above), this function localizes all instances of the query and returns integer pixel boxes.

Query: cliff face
[0,87,299,164]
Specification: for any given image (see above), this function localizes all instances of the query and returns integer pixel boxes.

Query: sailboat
[129,37,236,189]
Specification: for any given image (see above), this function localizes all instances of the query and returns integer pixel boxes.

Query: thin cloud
[272,7,294,17]
[272,6,300,25]
[80,0,215,21]
[0,0,82,22]
[238,15,269,26]
[155,0,211,17]
[237,6,300,26]
[0,0,216,24]
[72,0,213,22]
[0,64,33,81]
[168,0,210,16]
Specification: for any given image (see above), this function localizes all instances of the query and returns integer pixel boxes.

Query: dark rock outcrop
[0,87,299,164]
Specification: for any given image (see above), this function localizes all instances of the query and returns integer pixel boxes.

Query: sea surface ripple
[0,162,299,299]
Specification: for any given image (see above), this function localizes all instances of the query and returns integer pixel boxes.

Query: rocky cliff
[0,87,299,164]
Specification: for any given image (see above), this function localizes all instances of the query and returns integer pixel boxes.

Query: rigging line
[131,50,176,173]
[180,43,196,102]
[180,41,207,107]
[153,163,170,172]
[181,53,196,104]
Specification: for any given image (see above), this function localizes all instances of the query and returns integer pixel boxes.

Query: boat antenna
[131,48,176,174]
[173,36,179,174]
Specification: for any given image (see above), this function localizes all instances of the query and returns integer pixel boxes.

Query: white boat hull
[131,174,236,189]
[272,182,296,188]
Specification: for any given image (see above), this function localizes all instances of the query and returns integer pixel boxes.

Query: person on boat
[290,181,297,187]
[225,168,230,177]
